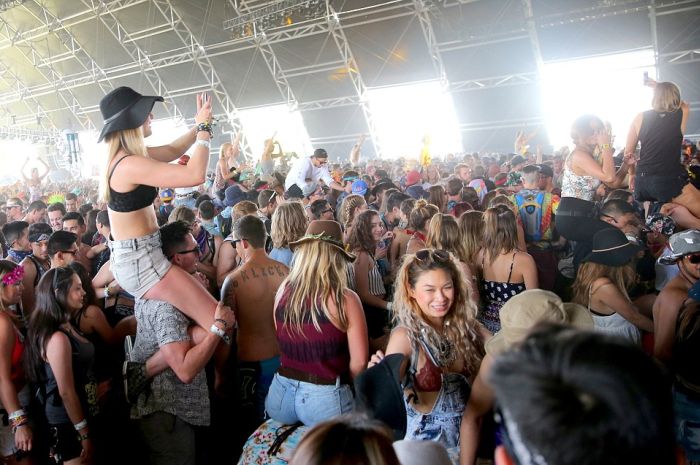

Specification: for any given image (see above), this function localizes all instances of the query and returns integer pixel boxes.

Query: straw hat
[289,220,355,262]
[485,289,593,355]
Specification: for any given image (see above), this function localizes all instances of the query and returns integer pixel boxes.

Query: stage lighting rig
[224,0,326,37]
[0,0,26,12]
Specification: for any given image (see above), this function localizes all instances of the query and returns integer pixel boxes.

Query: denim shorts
[404,372,470,449]
[674,386,700,461]
[264,373,353,427]
[108,230,172,300]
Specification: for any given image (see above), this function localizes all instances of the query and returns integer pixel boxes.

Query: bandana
[6,249,31,263]
[30,233,50,243]
[1,266,24,286]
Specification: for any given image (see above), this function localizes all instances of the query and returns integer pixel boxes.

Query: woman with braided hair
[338,194,367,242]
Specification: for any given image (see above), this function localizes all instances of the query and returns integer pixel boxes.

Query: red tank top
[275,285,350,381]
[10,325,25,388]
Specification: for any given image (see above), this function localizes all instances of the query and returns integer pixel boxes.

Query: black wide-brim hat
[98,87,164,142]
[583,227,642,267]
[353,353,406,440]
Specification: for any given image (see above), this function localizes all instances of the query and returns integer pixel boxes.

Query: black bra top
[107,155,158,213]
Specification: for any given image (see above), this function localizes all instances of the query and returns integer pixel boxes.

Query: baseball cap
[352,180,368,196]
[510,155,526,166]
[536,164,554,178]
[658,229,700,265]
[159,189,174,201]
[405,170,421,187]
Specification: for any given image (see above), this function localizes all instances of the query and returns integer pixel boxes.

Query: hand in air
[195,93,213,125]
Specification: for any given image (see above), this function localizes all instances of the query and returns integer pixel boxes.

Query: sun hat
[405,170,422,187]
[351,180,368,196]
[393,440,452,465]
[485,289,593,356]
[353,353,406,440]
[582,227,642,266]
[224,185,247,207]
[98,86,163,142]
[289,220,355,262]
[658,229,700,265]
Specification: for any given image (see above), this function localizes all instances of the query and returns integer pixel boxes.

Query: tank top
[275,285,350,381]
[107,155,158,212]
[637,109,684,176]
[560,155,601,201]
[479,252,526,333]
[9,324,25,389]
[587,285,641,345]
[43,330,97,424]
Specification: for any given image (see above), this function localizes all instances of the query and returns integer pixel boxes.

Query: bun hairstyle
[409,199,439,232]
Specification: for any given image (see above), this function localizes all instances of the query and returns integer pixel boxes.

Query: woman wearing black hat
[98,87,227,340]
[571,228,653,344]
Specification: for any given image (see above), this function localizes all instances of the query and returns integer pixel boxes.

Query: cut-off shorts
[108,230,172,300]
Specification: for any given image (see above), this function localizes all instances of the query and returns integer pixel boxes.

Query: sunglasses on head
[415,249,450,262]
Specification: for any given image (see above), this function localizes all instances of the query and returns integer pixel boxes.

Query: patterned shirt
[130,299,210,426]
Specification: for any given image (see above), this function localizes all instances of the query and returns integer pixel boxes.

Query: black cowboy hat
[583,227,641,267]
[98,87,163,142]
[353,353,406,440]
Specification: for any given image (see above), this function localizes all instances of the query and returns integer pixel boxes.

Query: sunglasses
[686,253,700,264]
[173,247,200,258]
[60,249,78,256]
[322,208,334,214]
[415,249,450,262]
[231,238,245,248]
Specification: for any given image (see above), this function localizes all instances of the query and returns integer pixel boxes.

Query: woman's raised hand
[367,350,385,368]
[195,93,213,125]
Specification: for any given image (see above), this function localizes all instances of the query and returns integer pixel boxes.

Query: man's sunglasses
[686,253,700,264]
[171,247,200,259]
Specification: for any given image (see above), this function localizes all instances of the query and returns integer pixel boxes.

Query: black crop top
[108,155,158,213]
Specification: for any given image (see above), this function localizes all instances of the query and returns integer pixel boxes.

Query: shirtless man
[653,229,700,363]
[221,215,289,439]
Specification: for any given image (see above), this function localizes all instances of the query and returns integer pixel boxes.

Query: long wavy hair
[458,210,484,265]
[280,240,350,336]
[426,214,462,260]
[427,185,446,212]
[24,267,76,383]
[339,194,367,231]
[571,261,636,306]
[347,210,380,255]
[393,250,484,377]
[100,128,148,202]
[271,201,308,249]
[482,205,518,265]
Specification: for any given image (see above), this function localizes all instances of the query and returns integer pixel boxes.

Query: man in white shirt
[284,148,345,192]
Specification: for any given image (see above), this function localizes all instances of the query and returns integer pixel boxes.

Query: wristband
[103,286,111,299]
[215,318,229,330]
[197,122,213,136]
[386,301,393,311]
[210,324,231,345]
[600,143,612,151]
[194,139,210,149]
[78,432,89,441]
[74,419,88,431]
[8,409,26,420]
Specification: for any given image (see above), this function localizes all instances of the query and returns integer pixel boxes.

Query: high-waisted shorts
[108,230,172,300]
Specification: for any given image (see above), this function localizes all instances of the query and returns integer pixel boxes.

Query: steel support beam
[450,72,538,92]
[660,49,700,65]
[521,0,544,73]
[79,0,184,122]
[151,0,253,158]
[256,32,299,109]
[414,0,449,89]
[327,6,382,157]
[0,61,57,129]
[0,16,94,130]
[459,116,544,132]
[280,60,346,79]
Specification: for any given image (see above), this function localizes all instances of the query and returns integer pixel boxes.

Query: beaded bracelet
[196,122,213,137]
[10,415,29,433]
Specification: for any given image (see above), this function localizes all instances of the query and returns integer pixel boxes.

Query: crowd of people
[0,78,697,465]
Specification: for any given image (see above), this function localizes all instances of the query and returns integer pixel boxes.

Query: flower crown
[2,266,24,286]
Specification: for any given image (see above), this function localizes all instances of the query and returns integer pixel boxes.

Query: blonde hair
[168,205,196,225]
[219,142,232,160]
[571,261,636,306]
[232,200,258,220]
[100,128,148,202]
[458,210,484,264]
[271,201,308,249]
[339,194,367,231]
[426,214,462,258]
[280,240,349,335]
[409,199,439,232]
[482,205,518,265]
[393,251,483,377]
[652,81,681,113]
[289,415,399,465]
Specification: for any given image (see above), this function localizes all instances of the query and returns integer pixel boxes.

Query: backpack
[513,191,553,243]
[217,214,233,239]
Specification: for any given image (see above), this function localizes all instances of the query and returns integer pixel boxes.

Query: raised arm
[681,100,690,134]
